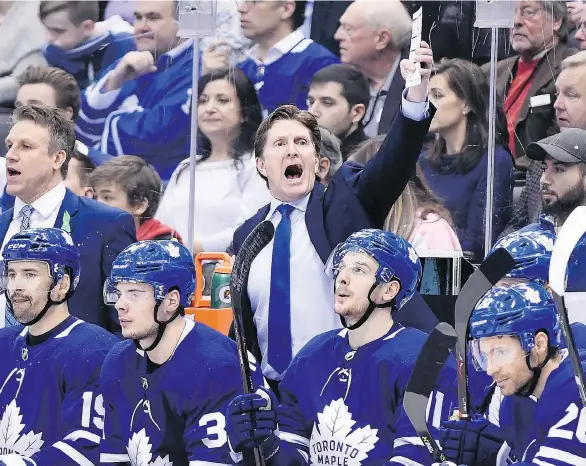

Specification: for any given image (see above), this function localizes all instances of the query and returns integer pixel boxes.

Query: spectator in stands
[308,64,370,160]
[0,1,46,106]
[317,126,343,186]
[522,129,586,233]
[488,0,575,171]
[1,105,135,331]
[64,141,95,197]
[334,0,412,137]
[503,49,586,236]
[419,59,514,259]
[16,65,112,166]
[156,68,269,253]
[230,43,435,386]
[77,0,192,182]
[91,155,181,243]
[349,136,461,254]
[40,1,135,90]
[203,1,338,114]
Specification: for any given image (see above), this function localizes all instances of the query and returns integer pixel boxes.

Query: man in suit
[2,104,136,332]
[334,0,412,137]
[231,42,436,387]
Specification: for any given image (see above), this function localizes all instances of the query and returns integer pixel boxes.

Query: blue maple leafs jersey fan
[0,316,117,465]
[99,320,265,466]
[277,323,458,465]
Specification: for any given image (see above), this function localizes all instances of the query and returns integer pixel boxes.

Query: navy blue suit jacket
[0,188,136,333]
[232,109,440,363]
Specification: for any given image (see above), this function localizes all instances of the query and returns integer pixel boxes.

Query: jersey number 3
[550,403,586,443]
[200,412,227,448]
[82,392,105,431]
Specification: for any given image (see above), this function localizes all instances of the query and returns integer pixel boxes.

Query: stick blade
[230,220,275,296]
[404,322,457,461]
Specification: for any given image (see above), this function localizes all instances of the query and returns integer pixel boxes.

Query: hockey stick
[549,206,586,407]
[404,322,458,463]
[230,220,275,466]
[454,248,515,420]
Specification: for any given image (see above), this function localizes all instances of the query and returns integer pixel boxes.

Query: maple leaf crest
[127,429,173,466]
[0,400,44,456]
[310,399,379,466]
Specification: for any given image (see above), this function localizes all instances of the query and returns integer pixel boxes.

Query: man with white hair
[334,0,412,137]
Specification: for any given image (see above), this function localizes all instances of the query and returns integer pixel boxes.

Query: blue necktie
[268,204,295,375]
[5,205,35,327]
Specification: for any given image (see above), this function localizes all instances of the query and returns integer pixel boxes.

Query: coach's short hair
[11,105,75,178]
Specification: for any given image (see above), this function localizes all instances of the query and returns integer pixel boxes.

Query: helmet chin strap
[7,285,71,328]
[133,302,183,353]
[340,282,394,331]
[517,347,556,397]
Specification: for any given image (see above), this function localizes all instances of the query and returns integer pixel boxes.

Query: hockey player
[226,229,458,465]
[439,282,586,466]
[0,227,118,465]
[99,240,264,465]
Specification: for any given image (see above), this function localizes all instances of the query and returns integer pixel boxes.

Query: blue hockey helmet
[566,232,586,292]
[2,228,81,326]
[326,229,422,311]
[2,227,81,293]
[490,229,555,284]
[105,240,196,307]
[469,283,561,371]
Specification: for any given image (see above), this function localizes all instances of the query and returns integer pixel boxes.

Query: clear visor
[325,245,377,281]
[469,337,527,371]
[103,278,157,305]
[0,260,52,296]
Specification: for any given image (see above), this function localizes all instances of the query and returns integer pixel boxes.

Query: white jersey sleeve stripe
[389,456,425,466]
[62,429,101,444]
[394,436,424,448]
[278,431,310,447]
[100,453,130,463]
[534,446,586,466]
[53,441,94,466]
[0,454,31,466]
[534,459,557,466]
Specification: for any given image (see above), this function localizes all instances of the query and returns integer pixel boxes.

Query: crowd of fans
[0,0,584,330]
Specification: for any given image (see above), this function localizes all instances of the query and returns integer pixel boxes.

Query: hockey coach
[231,41,437,389]
[1,105,136,332]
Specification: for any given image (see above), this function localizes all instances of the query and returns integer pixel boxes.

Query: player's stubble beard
[335,300,369,327]
[124,320,159,344]
[9,291,45,324]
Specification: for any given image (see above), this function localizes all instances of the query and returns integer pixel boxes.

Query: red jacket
[137,218,183,244]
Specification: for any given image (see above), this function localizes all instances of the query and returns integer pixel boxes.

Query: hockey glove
[439,415,505,466]
[226,386,279,458]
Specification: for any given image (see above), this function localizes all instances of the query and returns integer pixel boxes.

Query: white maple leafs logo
[127,428,173,466]
[310,399,378,465]
[0,400,43,456]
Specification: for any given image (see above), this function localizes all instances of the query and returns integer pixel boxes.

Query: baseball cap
[527,129,586,163]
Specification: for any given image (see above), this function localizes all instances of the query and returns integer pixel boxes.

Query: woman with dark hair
[419,58,514,259]
[349,136,461,254]
[156,68,270,252]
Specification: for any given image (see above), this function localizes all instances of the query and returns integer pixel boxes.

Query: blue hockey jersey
[77,40,193,181]
[238,30,339,114]
[0,315,117,465]
[499,324,586,466]
[44,26,135,90]
[276,323,458,466]
[99,319,265,466]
